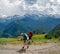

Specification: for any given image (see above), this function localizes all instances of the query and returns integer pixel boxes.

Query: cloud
[0,0,60,17]
[25,0,37,5]
[0,0,26,17]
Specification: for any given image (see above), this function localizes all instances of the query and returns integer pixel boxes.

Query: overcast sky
[0,0,60,17]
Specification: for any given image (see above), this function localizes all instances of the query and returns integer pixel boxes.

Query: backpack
[24,33,29,40]
[27,31,33,37]
[21,33,29,40]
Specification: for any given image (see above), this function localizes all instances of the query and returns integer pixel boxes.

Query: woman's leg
[22,40,26,49]
[23,40,29,49]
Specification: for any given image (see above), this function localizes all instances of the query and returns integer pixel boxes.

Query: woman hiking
[20,31,33,49]
[20,33,29,49]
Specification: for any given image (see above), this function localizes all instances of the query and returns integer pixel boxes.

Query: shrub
[45,34,52,39]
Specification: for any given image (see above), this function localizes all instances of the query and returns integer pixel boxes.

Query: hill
[45,24,60,39]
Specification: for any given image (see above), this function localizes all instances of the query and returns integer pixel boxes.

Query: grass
[0,38,22,45]
[0,34,59,45]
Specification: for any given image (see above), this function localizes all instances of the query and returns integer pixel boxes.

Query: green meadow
[0,34,59,45]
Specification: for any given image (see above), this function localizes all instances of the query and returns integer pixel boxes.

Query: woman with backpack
[20,33,29,49]
[20,31,33,49]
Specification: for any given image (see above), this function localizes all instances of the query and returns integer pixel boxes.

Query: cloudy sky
[0,0,60,17]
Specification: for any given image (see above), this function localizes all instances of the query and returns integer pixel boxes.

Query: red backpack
[27,31,33,37]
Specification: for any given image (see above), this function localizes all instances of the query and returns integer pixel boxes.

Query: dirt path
[0,43,60,54]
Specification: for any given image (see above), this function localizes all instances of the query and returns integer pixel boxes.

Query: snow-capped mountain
[0,14,60,37]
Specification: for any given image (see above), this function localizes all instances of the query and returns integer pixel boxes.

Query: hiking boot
[22,46,24,49]
[27,46,29,49]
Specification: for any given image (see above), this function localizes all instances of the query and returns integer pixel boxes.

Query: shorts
[29,36,32,40]
[24,40,26,42]
[23,37,27,40]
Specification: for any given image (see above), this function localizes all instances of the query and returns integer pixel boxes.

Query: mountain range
[0,14,60,37]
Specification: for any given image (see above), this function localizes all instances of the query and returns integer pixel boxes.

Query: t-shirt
[23,33,29,40]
